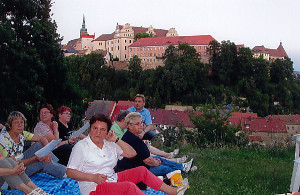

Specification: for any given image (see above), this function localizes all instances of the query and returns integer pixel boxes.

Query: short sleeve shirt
[117,131,150,171]
[111,121,127,139]
[127,106,152,125]
[57,121,74,141]
[0,129,34,158]
[67,136,123,195]
[34,121,51,138]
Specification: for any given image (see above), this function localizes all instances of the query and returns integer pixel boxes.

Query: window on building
[150,59,152,62]
[140,53,142,57]
[140,47,143,51]
[117,46,119,50]
[118,40,119,43]
[204,52,207,56]
[154,53,156,56]
[158,54,160,57]
[204,46,207,49]
[130,48,132,52]
[125,46,127,50]
[137,48,139,51]
[125,40,127,43]
[144,53,146,56]
[198,46,201,49]
[125,54,126,59]
[129,40,132,43]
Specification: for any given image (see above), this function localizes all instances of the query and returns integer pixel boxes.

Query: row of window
[130,53,164,57]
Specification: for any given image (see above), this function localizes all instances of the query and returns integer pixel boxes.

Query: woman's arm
[0,163,25,176]
[66,168,107,185]
[106,131,136,158]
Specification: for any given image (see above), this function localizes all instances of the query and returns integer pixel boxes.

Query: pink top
[34,121,52,137]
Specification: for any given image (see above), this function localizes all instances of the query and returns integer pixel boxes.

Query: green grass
[172,145,294,195]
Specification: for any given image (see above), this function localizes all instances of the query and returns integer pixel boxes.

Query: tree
[0,0,76,128]
[128,55,142,81]
[134,32,154,41]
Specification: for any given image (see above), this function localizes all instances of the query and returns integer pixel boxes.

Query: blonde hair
[6,111,27,130]
[125,112,142,125]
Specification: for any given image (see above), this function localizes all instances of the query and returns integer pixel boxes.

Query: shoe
[182,158,193,173]
[169,149,179,158]
[176,155,188,163]
[190,166,197,172]
[177,178,189,195]
[28,187,52,195]
[181,155,188,163]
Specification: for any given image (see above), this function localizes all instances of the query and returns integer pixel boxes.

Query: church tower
[80,15,88,37]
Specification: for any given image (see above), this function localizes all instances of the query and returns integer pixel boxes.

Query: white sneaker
[169,149,179,158]
[177,178,189,195]
[190,166,197,172]
[182,158,193,173]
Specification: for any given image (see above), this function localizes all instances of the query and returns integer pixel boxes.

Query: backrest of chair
[292,134,300,159]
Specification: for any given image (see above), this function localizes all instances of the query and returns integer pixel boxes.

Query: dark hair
[57,106,72,115]
[117,110,130,122]
[39,103,55,115]
[90,114,112,131]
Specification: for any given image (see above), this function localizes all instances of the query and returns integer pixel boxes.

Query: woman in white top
[67,114,188,195]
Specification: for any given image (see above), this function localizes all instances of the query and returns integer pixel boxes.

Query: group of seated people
[0,94,196,195]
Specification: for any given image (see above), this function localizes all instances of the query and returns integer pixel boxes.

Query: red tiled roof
[129,35,215,47]
[94,33,115,41]
[269,115,298,125]
[252,43,287,58]
[81,34,95,39]
[241,117,287,133]
[149,109,195,128]
[63,38,80,50]
[85,100,116,120]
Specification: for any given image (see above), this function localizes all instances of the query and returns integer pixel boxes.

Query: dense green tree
[128,55,142,81]
[134,32,154,41]
[0,0,76,128]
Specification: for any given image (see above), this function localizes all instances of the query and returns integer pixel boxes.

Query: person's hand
[154,158,161,166]
[92,174,107,184]
[105,130,117,143]
[68,137,78,144]
[12,163,26,175]
[37,153,52,164]
[50,121,58,132]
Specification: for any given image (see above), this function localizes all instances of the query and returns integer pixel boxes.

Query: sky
[51,0,300,71]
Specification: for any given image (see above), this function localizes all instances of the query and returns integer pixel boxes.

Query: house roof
[241,117,287,133]
[252,43,287,58]
[85,100,116,120]
[149,109,195,128]
[129,35,215,47]
[94,33,115,42]
[268,115,298,125]
[248,135,263,142]
[62,38,80,50]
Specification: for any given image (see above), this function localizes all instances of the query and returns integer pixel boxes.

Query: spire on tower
[80,14,88,37]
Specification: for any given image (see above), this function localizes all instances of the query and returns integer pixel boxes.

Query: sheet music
[35,139,61,157]
[69,122,90,138]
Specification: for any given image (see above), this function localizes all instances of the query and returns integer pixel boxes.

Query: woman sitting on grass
[0,153,49,195]
[34,104,78,166]
[0,111,66,178]
[67,114,189,195]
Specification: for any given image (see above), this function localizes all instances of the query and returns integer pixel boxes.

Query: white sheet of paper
[34,139,62,157]
[69,122,90,138]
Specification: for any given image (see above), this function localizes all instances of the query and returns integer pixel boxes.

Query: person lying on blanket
[116,112,197,177]
[0,153,49,195]
[67,114,189,195]
[0,111,66,178]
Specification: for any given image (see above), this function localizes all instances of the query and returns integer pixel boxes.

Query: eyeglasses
[62,112,71,116]
[12,121,25,125]
[131,122,143,126]
[40,111,51,115]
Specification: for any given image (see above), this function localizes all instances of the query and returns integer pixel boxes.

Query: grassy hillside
[175,145,294,194]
